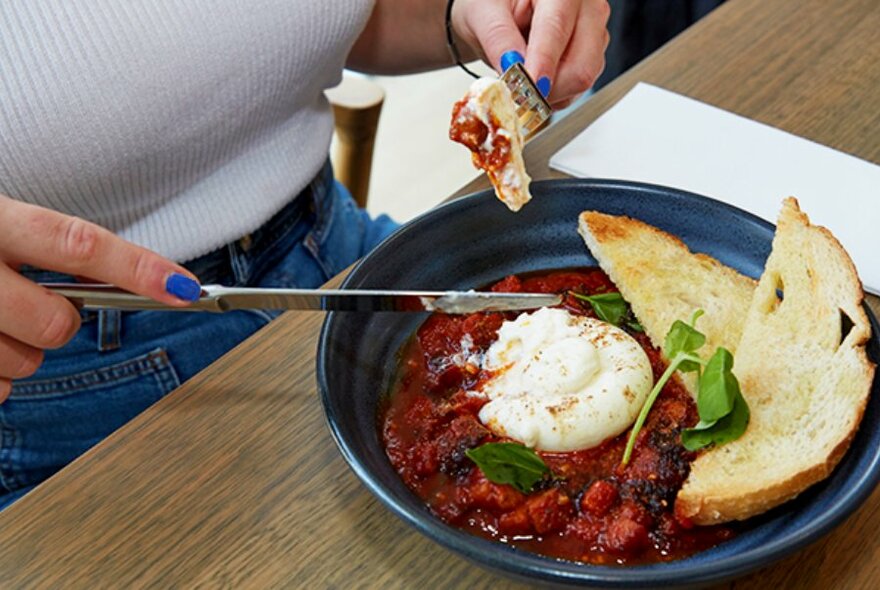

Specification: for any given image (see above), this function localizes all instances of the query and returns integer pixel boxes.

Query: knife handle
[41,283,222,312]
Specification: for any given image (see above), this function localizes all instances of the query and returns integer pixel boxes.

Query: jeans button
[239,234,253,251]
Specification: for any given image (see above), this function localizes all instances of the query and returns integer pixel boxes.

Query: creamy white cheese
[472,308,653,452]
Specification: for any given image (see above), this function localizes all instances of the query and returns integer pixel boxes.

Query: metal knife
[42,283,562,314]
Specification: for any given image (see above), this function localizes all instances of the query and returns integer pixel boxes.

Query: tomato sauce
[449,99,512,180]
[380,269,735,565]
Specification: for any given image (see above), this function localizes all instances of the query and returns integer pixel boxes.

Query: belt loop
[97,310,122,352]
[308,160,336,245]
[227,242,251,285]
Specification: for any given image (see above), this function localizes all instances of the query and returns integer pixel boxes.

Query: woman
[0,0,610,508]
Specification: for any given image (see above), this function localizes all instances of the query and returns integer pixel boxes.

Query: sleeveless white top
[0,0,374,261]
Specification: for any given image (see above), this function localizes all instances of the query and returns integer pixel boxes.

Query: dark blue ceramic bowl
[317,179,880,588]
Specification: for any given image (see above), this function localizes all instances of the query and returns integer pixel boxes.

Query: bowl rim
[316,178,880,587]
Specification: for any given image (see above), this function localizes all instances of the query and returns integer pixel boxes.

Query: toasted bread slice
[578,211,756,397]
[677,198,875,524]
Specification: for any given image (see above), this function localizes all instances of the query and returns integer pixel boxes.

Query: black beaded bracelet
[445,0,480,78]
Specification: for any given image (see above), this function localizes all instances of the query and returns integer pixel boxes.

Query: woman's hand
[0,194,201,401]
[451,0,611,108]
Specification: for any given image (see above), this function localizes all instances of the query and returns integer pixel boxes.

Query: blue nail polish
[166,273,201,302]
[500,50,525,71]
[536,76,551,98]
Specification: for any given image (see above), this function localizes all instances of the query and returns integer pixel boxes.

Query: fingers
[0,195,199,305]
[0,331,44,404]
[455,0,610,107]
[0,333,44,380]
[551,96,578,110]
[0,194,202,396]
[0,267,70,402]
[0,265,82,350]
[524,0,579,92]
[457,0,527,72]
[544,1,610,105]
[523,0,610,106]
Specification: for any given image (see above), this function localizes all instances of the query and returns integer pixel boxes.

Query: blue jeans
[2,162,397,509]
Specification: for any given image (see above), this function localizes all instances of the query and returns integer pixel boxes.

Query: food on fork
[450,78,531,211]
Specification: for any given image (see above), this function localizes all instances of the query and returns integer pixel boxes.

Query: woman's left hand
[451,0,611,108]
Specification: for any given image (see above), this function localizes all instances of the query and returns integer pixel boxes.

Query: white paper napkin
[550,82,880,293]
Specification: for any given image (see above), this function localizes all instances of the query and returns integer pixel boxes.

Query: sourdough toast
[577,211,756,398]
[676,198,875,524]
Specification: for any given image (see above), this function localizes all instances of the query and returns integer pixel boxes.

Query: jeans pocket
[0,348,181,493]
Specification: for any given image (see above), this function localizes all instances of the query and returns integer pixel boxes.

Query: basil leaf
[682,346,749,450]
[465,442,550,493]
[697,347,739,422]
[663,310,706,372]
[571,292,628,326]
[681,389,750,451]
[688,418,719,431]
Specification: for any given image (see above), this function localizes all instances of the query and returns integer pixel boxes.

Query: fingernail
[165,273,201,302]
[500,50,525,71]
[536,76,551,98]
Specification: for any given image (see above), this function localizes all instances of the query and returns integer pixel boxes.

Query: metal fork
[501,62,552,139]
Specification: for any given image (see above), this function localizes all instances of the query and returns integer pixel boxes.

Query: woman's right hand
[0,194,202,401]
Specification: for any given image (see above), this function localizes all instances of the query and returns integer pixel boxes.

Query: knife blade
[42,283,562,314]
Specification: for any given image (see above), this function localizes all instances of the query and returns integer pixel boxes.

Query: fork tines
[501,62,552,139]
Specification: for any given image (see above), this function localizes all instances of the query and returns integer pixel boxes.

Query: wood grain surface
[0,0,878,588]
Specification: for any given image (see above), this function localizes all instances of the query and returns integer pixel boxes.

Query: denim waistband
[184,160,332,285]
[182,189,310,286]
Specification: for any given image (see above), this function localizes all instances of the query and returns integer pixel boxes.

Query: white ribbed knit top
[0,0,374,262]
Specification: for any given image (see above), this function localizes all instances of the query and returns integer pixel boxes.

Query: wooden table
[1,0,878,587]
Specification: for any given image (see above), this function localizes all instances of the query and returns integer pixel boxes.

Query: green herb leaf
[465,442,550,493]
[663,310,706,372]
[696,347,738,423]
[570,292,628,326]
[682,346,749,450]
[681,388,750,450]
